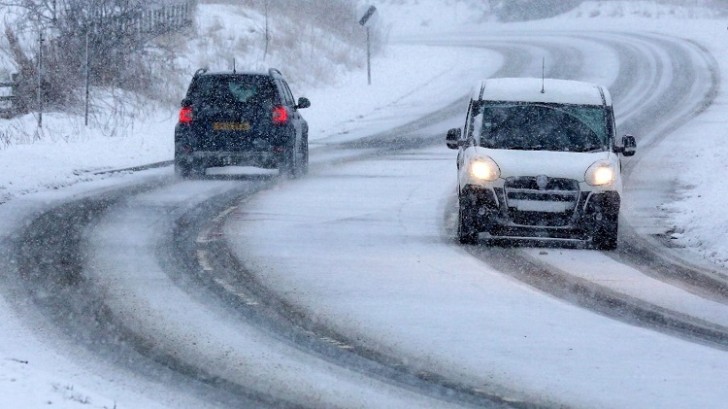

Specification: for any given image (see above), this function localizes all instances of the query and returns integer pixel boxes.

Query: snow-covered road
[4,20,728,409]
[225,31,728,409]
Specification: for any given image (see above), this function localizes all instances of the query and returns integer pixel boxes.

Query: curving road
[2,30,726,408]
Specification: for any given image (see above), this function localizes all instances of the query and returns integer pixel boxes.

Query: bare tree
[2,0,195,111]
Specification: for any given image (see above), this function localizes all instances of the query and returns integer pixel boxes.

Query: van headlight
[469,157,501,182]
[585,161,616,186]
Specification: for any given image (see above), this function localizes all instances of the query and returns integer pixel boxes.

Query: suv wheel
[592,216,618,250]
[457,196,479,245]
[175,159,191,178]
[301,135,309,176]
[280,141,298,178]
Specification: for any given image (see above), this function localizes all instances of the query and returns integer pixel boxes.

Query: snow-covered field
[2,0,728,407]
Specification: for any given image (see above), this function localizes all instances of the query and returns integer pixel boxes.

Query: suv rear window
[187,75,278,106]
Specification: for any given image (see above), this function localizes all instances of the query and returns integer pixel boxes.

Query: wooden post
[38,31,43,128]
[85,31,90,126]
[367,27,371,86]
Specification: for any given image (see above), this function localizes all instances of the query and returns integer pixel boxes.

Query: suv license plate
[212,122,251,131]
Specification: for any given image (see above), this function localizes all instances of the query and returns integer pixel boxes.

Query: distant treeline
[488,0,728,21]
[489,0,583,22]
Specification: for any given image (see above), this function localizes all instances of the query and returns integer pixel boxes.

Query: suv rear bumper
[174,125,293,169]
[175,150,282,169]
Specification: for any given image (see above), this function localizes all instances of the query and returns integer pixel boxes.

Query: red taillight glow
[272,105,289,125]
[179,106,193,124]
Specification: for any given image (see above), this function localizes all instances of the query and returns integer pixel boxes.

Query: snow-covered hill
[565,0,724,19]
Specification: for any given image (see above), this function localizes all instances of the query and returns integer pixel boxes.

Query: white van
[446,78,636,249]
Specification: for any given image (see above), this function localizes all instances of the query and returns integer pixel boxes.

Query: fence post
[38,31,43,128]
[85,31,90,126]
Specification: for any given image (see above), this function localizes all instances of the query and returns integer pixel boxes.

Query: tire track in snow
[452,31,728,350]
[6,41,552,409]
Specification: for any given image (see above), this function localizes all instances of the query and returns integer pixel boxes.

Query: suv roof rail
[268,68,283,77]
[193,67,209,78]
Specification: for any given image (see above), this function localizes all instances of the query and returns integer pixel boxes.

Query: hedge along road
[3,30,722,409]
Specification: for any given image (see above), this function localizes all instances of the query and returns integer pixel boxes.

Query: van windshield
[474,103,610,152]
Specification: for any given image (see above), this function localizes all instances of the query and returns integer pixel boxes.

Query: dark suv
[174,68,310,177]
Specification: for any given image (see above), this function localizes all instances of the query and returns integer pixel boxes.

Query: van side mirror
[446,128,462,150]
[619,134,636,157]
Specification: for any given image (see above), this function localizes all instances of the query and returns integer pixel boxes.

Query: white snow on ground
[304,44,498,145]
[0,108,174,203]
[226,146,728,409]
[225,6,728,409]
[218,9,728,407]
[0,3,496,408]
[374,0,491,36]
[1,0,728,407]
[0,171,209,409]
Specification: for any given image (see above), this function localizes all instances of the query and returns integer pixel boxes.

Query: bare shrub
[0,130,10,148]
[2,0,196,113]
[3,0,382,116]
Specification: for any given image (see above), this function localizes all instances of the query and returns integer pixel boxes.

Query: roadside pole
[366,26,371,85]
[359,5,377,86]
[85,31,90,126]
[38,31,43,128]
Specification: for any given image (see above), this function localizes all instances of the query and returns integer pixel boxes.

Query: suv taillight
[179,106,193,124]
[272,105,289,125]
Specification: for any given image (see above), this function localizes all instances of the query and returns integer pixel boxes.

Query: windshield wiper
[581,145,606,152]
[507,145,546,151]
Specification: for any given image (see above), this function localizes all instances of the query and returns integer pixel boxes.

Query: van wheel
[592,216,618,250]
[458,197,479,245]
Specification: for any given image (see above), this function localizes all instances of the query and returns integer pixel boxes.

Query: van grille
[504,177,580,226]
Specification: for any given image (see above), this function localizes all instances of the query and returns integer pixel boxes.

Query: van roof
[472,78,611,107]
